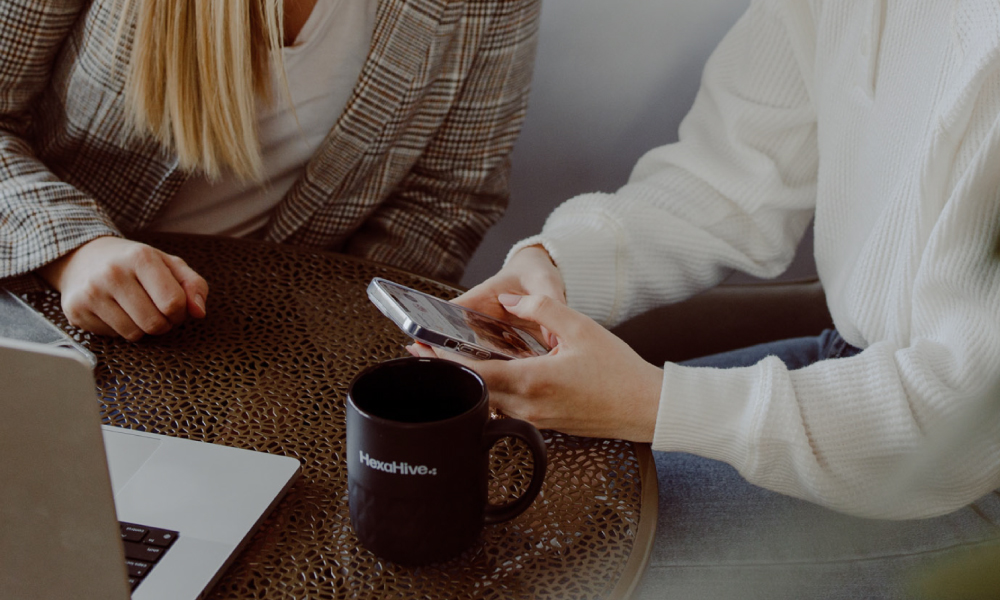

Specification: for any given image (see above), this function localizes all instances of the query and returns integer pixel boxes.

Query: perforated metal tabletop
[23,233,656,600]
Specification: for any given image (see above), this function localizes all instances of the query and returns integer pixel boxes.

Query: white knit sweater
[512,0,1000,518]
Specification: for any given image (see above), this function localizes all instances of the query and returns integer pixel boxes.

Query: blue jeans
[633,330,1000,600]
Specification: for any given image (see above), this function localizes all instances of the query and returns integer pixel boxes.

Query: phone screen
[377,281,547,358]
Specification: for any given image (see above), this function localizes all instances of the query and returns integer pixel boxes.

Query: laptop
[0,337,302,600]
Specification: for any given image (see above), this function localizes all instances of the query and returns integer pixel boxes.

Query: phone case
[367,279,535,361]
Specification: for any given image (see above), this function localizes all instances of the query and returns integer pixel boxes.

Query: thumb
[498,293,584,345]
[164,255,209,319]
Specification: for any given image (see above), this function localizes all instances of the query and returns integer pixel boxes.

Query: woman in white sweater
[412,0,1000,596]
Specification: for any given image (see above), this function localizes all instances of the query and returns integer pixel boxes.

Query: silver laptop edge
[0,338,301,600]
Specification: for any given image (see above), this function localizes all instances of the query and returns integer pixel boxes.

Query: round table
[24,233,657,600]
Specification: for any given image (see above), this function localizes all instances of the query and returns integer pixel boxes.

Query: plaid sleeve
[344,0,541,283]
[0,0,120,281]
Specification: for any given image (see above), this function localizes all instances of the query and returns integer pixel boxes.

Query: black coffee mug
[346,357,547,565]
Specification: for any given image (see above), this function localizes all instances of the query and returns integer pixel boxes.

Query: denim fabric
[634,330,1000,600]
[679,328,862,370]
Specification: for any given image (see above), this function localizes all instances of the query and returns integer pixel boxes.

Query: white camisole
[151,0,376,236]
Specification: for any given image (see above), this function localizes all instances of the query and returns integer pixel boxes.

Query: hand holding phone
[450,245,566,349]
[367,278,548,360]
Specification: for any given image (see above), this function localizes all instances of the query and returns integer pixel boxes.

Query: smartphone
[0,290,98,369]
[366,278,548,360]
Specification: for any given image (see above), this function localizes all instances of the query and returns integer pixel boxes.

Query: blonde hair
[119,0,285,182]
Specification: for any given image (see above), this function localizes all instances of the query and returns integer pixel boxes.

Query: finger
[406,334,536,398]
[406,343,439,358]
[164,254,208,319]
[464,360,549,425]
[61,281,146,340]
[451,292,546,341]
[540,327,558,350]
[498,294,584,343]
[110,275,172,336]
[484,388,536,424]
[451,287,512,320]
[133,254,189,326]
[406,344,533,421]
[451,287,485,306]
[89,297,148,341]
[455,355,526,397]
[66,308,120,338]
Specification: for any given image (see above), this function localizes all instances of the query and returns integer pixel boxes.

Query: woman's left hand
[409,294,663,442]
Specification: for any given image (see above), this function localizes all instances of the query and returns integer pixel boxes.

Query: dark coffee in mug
[347,357,547,565]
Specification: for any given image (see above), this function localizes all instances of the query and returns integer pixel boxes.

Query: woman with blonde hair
[0,0,540,340]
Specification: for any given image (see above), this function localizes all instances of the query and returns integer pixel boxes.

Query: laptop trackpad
[102,429,162,494]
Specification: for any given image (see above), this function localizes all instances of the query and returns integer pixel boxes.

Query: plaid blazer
[0,0,539,285]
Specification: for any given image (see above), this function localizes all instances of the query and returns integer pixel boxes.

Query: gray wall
[462,0,815,288]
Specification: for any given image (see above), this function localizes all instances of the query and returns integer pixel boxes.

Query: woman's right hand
[452,244,566,347]
[37,236,209,341]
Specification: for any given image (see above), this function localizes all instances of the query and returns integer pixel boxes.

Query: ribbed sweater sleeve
[509,0,1000,519]
[510,0,818,327]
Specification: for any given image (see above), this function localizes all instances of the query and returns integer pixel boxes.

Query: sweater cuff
[652,360,766,473]
[505,198,624,325]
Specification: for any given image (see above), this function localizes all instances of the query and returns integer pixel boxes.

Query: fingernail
[498,293,521,307]
[194,294,206,313]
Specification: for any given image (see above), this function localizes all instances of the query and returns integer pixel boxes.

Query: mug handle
[482,418,547,524]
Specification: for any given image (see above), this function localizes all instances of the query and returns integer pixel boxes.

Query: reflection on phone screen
[381,282,544,358]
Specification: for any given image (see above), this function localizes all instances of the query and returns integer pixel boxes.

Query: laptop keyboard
[119,521,179,592]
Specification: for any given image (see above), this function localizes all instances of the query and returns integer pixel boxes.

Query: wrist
[512,244,567,304]
[37,250,76,291]
[632,363,663,443]
[517,244,555,266]
[503,235,552,270]
[36,235,116,291]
